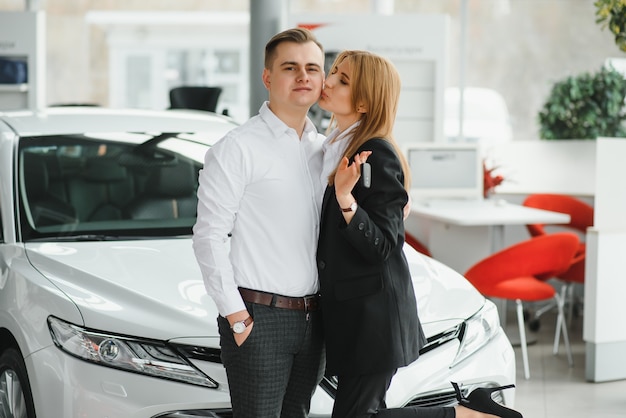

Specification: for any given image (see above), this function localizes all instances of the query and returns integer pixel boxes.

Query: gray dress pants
[218,302,325,418]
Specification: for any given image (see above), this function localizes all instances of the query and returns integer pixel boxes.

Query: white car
[0,107,516,418]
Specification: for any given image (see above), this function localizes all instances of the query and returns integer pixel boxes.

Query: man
[192,28,326,418]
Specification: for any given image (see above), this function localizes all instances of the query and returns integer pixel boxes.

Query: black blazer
[317,138,426,376]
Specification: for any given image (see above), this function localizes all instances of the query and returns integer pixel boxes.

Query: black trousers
[218,302,325,418]
[332,369,455,418]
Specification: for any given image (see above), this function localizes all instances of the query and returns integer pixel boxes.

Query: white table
[406,198,571,273]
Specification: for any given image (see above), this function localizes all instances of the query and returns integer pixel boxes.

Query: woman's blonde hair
[326,50,410,190]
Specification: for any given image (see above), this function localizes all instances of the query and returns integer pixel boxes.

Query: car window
[18,132,209,241]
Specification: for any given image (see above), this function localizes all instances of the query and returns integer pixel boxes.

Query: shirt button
[358,223,365,230]
[374,237,380,245]
[365,231,372,237]
[318,260,326,270]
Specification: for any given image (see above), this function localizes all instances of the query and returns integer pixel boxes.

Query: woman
[316,50,522,418]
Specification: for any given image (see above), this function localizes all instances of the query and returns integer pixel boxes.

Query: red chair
[405,232,432,257]
[464,232,580,379]
[522,194,594,328]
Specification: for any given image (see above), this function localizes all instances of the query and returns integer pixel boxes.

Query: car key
[362,162,371,188]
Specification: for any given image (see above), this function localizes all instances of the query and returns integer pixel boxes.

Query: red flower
[483,161,504,198]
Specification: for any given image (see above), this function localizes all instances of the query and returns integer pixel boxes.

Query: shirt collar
[259,101,318,141]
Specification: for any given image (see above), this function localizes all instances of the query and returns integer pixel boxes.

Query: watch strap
[341,201,357,213]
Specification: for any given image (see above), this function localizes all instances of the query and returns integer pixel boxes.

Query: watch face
[232,321,246,334]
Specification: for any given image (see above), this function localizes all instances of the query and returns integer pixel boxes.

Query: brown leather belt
[239,287,320,312]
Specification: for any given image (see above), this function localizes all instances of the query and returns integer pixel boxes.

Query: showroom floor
[504,299,626,418]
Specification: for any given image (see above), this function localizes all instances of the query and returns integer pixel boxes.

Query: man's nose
[296,68,309,81]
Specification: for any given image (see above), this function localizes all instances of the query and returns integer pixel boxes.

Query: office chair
[405,232,432,257]
[169,86,223,113]
[463,232,580,379]
[522,194,594,330]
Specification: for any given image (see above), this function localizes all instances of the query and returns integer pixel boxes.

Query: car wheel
[0,348,36,418]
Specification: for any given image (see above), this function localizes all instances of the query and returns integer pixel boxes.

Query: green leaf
[538,66,626,140]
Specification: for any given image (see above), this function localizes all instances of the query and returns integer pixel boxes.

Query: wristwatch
[341,201,358,213]
[231,316,253,334]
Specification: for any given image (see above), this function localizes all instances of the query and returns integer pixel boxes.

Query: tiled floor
[504,302,626,418]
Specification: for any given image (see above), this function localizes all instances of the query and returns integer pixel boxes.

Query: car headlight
[451,299,501,367]
[47,316,218,388]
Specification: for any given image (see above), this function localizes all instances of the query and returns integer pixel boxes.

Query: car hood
[25,238,217,342]
[25,239,484,343]
[403,246,486,336]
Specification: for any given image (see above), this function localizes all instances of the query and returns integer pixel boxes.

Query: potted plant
[595,0,626,52]
[537,66,626,140]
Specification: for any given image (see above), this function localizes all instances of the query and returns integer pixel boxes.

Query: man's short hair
[264,27,324,69]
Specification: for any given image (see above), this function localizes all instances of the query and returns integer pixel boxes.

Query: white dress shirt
[193,102,324,316]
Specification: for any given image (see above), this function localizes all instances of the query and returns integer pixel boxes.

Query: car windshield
[18,132,210,241]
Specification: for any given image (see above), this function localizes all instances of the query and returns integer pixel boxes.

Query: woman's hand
[334,151,371,202]
[335,151,371,219]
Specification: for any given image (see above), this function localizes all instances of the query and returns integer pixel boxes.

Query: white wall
[488,140,596,198]
[290,13,449,146]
